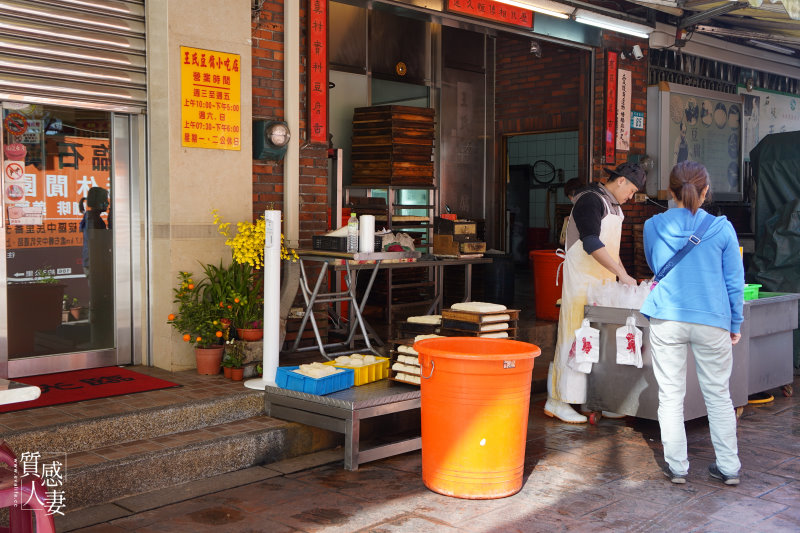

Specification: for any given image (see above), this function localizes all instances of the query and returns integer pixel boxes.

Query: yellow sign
[180,46,241,150]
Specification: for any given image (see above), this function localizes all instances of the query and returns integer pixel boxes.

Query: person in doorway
[79,186,109,278]
[544,163,643,423]
[641,161,744,485]
[558,178,584,246]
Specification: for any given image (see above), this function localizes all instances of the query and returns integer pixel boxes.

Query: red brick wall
[251,2,328,247]
[495,36,589,175]
[591,34,649,182]
[595,35,651,275]
[496,33,651,274]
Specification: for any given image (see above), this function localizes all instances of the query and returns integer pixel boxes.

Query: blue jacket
[641,208,744,334]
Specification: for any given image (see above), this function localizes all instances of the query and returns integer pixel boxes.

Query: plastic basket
[275,366,354,395]
[323,356,390,386]
[744,283,762,301]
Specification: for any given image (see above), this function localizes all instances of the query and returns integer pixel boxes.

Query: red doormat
[0,367,181,413]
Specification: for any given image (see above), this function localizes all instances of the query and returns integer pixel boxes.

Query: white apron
[549,193,623,404]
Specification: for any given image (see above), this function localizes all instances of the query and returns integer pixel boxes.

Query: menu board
[666,90,742,194]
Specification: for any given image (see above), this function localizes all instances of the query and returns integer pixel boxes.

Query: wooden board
[439,328,518,339]
[441,318,518,332]
[441,309,520,323]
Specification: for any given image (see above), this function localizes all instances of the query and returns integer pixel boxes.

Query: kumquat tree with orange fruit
[167,271,225,348]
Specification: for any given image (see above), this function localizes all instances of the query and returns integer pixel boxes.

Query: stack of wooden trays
[440,308,520,339]
[351,105,435,186]
[388,333,442,386]
[395,315,441,338]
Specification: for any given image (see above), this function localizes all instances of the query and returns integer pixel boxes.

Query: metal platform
[265,380,421,470]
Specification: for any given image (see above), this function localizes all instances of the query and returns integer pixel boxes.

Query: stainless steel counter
[583,292,799,421]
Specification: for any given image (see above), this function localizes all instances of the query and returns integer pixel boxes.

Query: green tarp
[749,133,800,372]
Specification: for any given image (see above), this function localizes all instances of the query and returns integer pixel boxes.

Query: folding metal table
[285,250,420,359]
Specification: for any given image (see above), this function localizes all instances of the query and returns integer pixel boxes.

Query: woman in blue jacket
[641,161,744,486]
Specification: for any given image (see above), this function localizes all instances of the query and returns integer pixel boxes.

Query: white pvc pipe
[245,209,282,390]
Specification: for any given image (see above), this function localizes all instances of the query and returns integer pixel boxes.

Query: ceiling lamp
[494,0,571,20]
[573,9,654,39]
[747,39,796,55]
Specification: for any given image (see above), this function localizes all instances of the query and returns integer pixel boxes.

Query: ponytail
[78,197,87,214]
[669,161,710,214]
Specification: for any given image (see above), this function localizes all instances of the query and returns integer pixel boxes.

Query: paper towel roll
[359,214,375,253]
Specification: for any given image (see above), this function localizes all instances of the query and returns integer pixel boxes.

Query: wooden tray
[441,309,520,323]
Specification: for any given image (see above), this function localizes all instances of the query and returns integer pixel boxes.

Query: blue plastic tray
[275,366,354,395]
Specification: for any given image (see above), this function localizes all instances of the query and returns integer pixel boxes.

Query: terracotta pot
[223,366,232,378]
[236,328,263,341]
[230,367,244,381]
[195,346,224,375]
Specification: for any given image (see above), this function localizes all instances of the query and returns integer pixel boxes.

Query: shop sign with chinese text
[5,135,110,251]
[447,0,533,28]
[180,46,241,150]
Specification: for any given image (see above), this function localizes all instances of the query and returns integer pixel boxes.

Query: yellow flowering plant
[212,209,298,268]
[210,210,297,331]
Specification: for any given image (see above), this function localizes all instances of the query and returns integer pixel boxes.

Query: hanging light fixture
[573,9,653,39]
[494,0,571,20]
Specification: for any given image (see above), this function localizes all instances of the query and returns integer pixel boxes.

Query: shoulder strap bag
[651,213,714,289]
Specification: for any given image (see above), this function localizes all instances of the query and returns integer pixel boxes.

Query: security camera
[632,45,644,60]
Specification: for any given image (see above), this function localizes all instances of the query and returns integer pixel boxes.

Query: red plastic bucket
[529,250,564,321]
[415,337,540,499]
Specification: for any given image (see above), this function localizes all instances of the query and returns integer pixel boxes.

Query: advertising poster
[3,132,109,280]
[667,91,741,193]
[739,87,800,160]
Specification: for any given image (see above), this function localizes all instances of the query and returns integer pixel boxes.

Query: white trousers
[649,319,741,477]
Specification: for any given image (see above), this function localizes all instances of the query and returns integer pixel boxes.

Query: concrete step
[3,390,341,511]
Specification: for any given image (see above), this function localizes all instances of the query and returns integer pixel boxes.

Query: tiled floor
[65,376,800,532]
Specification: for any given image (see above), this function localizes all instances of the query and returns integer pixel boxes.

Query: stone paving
[64,376,800,532]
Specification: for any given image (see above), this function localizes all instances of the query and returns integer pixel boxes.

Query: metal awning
[629,0,800,52]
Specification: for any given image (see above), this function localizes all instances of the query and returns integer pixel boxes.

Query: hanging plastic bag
[567,319,599,373]
[616,316,643,368]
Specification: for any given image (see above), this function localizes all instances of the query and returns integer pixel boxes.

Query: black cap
[604,162,646,191]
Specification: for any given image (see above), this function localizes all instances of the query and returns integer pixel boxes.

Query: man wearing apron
[544,163,645,423]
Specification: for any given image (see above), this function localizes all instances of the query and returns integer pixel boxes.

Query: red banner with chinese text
[447,0,533,28]
[308,0,328,145]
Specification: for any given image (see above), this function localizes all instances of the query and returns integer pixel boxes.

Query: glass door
[1,102,128,377]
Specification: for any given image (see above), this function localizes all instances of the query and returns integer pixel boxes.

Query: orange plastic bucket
[415,337,540,499]
[529,250,564,321]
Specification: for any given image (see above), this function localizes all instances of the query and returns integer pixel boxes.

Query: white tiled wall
[508,131,578,228]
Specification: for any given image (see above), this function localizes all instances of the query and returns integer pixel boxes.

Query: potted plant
[63,295,84,321]
[211,209,297,340]
[168,271,225,374]
[225,339,246,380]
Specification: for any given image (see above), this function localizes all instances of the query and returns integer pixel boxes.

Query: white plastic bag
[615,316,643,368]
[567,319,599,374]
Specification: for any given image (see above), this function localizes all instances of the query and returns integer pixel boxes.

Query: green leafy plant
[62,295,80,310]
[224,339,246,368]
[167,271,225,348]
